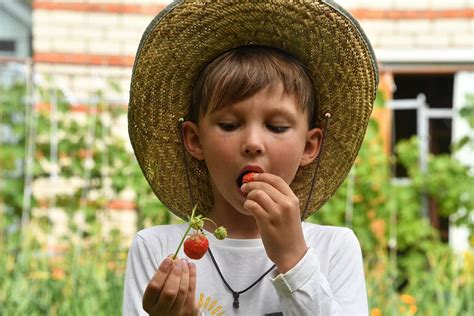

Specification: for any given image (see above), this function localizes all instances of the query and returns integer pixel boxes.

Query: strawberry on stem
[173,203,227,260]
[184,232,209,259]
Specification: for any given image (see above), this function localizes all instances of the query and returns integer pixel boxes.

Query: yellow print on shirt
[198,292,226,315]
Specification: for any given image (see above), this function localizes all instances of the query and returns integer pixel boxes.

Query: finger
[154,259,185,312]
[142,258,174,313]
[252,173,294,196]
[243,198,270,225]
[244,184,301,227]
[242,181,285,204]
[185,261,199,313]
[170,259,190,311]
[245,188,277,214]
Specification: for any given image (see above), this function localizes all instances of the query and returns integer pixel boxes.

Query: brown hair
[190,46,316,127]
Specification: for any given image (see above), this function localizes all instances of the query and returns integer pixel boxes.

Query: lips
[236,165,263,188]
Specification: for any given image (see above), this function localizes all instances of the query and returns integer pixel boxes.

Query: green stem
[173,224,192,260]
[203,217,218,229]
[172,204,198,259]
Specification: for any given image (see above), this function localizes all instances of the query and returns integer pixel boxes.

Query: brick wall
[32,0,473,99]
[32,1,167,101]
[340,0,473,10]
[360,18,473,48]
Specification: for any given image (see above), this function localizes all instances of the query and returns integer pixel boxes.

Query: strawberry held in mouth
[236,166,263,196]
[237,166,263,186]
[242,172,257,183]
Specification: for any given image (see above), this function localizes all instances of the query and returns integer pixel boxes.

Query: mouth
[236,166,264,188]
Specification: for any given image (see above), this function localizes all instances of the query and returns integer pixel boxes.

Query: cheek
[272,140,305,182]
[282,157,302,183]
[202,135,234,158]
[201,135,236,171]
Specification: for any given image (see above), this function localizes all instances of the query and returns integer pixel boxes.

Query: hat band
[301,112,332,219]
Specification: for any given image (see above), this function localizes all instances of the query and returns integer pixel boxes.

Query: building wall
[0,5,31,58]
[32,0,473,101]
[32,0,168,102]
[349,0,474,71]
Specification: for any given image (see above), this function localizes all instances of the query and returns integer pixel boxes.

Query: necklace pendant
[232,292,240,309]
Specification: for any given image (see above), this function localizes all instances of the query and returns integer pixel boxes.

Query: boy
[124,1,378,315]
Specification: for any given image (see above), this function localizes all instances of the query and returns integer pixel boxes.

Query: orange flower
[78,149,93,158]
[400,294,416,305]
[370,307,382,316]
[352,194,363,203]
[367,209,376,220]
[371,183,381,192]
[35,102,51,112]
[370,219,386,241]
[409,305,417,314]
[108,261,117,270]
[52,267,65,280]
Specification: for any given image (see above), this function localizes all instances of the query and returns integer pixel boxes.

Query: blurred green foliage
[1,81,168,229]
[1,82,27,222]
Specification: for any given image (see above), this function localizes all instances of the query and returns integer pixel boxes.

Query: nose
[241,126,265,156]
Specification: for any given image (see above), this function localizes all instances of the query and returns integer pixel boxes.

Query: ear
[300,127,323,166]
[181,121,205,160]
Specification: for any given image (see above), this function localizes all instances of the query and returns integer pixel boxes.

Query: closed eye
[218,122,239,131]
[267,124,290,133]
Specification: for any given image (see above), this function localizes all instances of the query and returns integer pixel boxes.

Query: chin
[236,207,254,217]
[226,198,252,217]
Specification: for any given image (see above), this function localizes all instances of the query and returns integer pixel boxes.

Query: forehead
[209,83,301,112]
[208,84,308,119]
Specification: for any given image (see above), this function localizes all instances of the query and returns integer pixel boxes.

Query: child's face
[184,83,322,216]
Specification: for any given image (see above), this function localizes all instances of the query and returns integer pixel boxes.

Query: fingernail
[241,183,247,192]
[175,259,183,269]
[162,258,173,269]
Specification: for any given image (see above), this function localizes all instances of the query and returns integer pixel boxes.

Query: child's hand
[242,173,308,274]
[142,257,199,315]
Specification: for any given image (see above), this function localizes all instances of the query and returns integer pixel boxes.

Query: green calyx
[188,207,227,239]
[189,214,204,230]
[173,203,226,259]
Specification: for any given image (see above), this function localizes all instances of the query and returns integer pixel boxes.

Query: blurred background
[0,0,473,315]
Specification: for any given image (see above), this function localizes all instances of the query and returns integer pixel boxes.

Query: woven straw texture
[128,0,379,219]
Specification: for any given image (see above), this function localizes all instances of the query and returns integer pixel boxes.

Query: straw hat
[128,0,379,219]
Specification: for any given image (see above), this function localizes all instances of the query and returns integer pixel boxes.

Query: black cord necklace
[207,247,275,308]
[178,114,331,309]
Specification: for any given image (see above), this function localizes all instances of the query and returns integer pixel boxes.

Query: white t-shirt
[122,222,368,315]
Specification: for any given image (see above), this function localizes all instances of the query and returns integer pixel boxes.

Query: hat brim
[129,0,379,219]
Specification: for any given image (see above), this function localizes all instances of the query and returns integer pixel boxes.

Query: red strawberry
[242,172,257,184]
[183,232,209,259]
